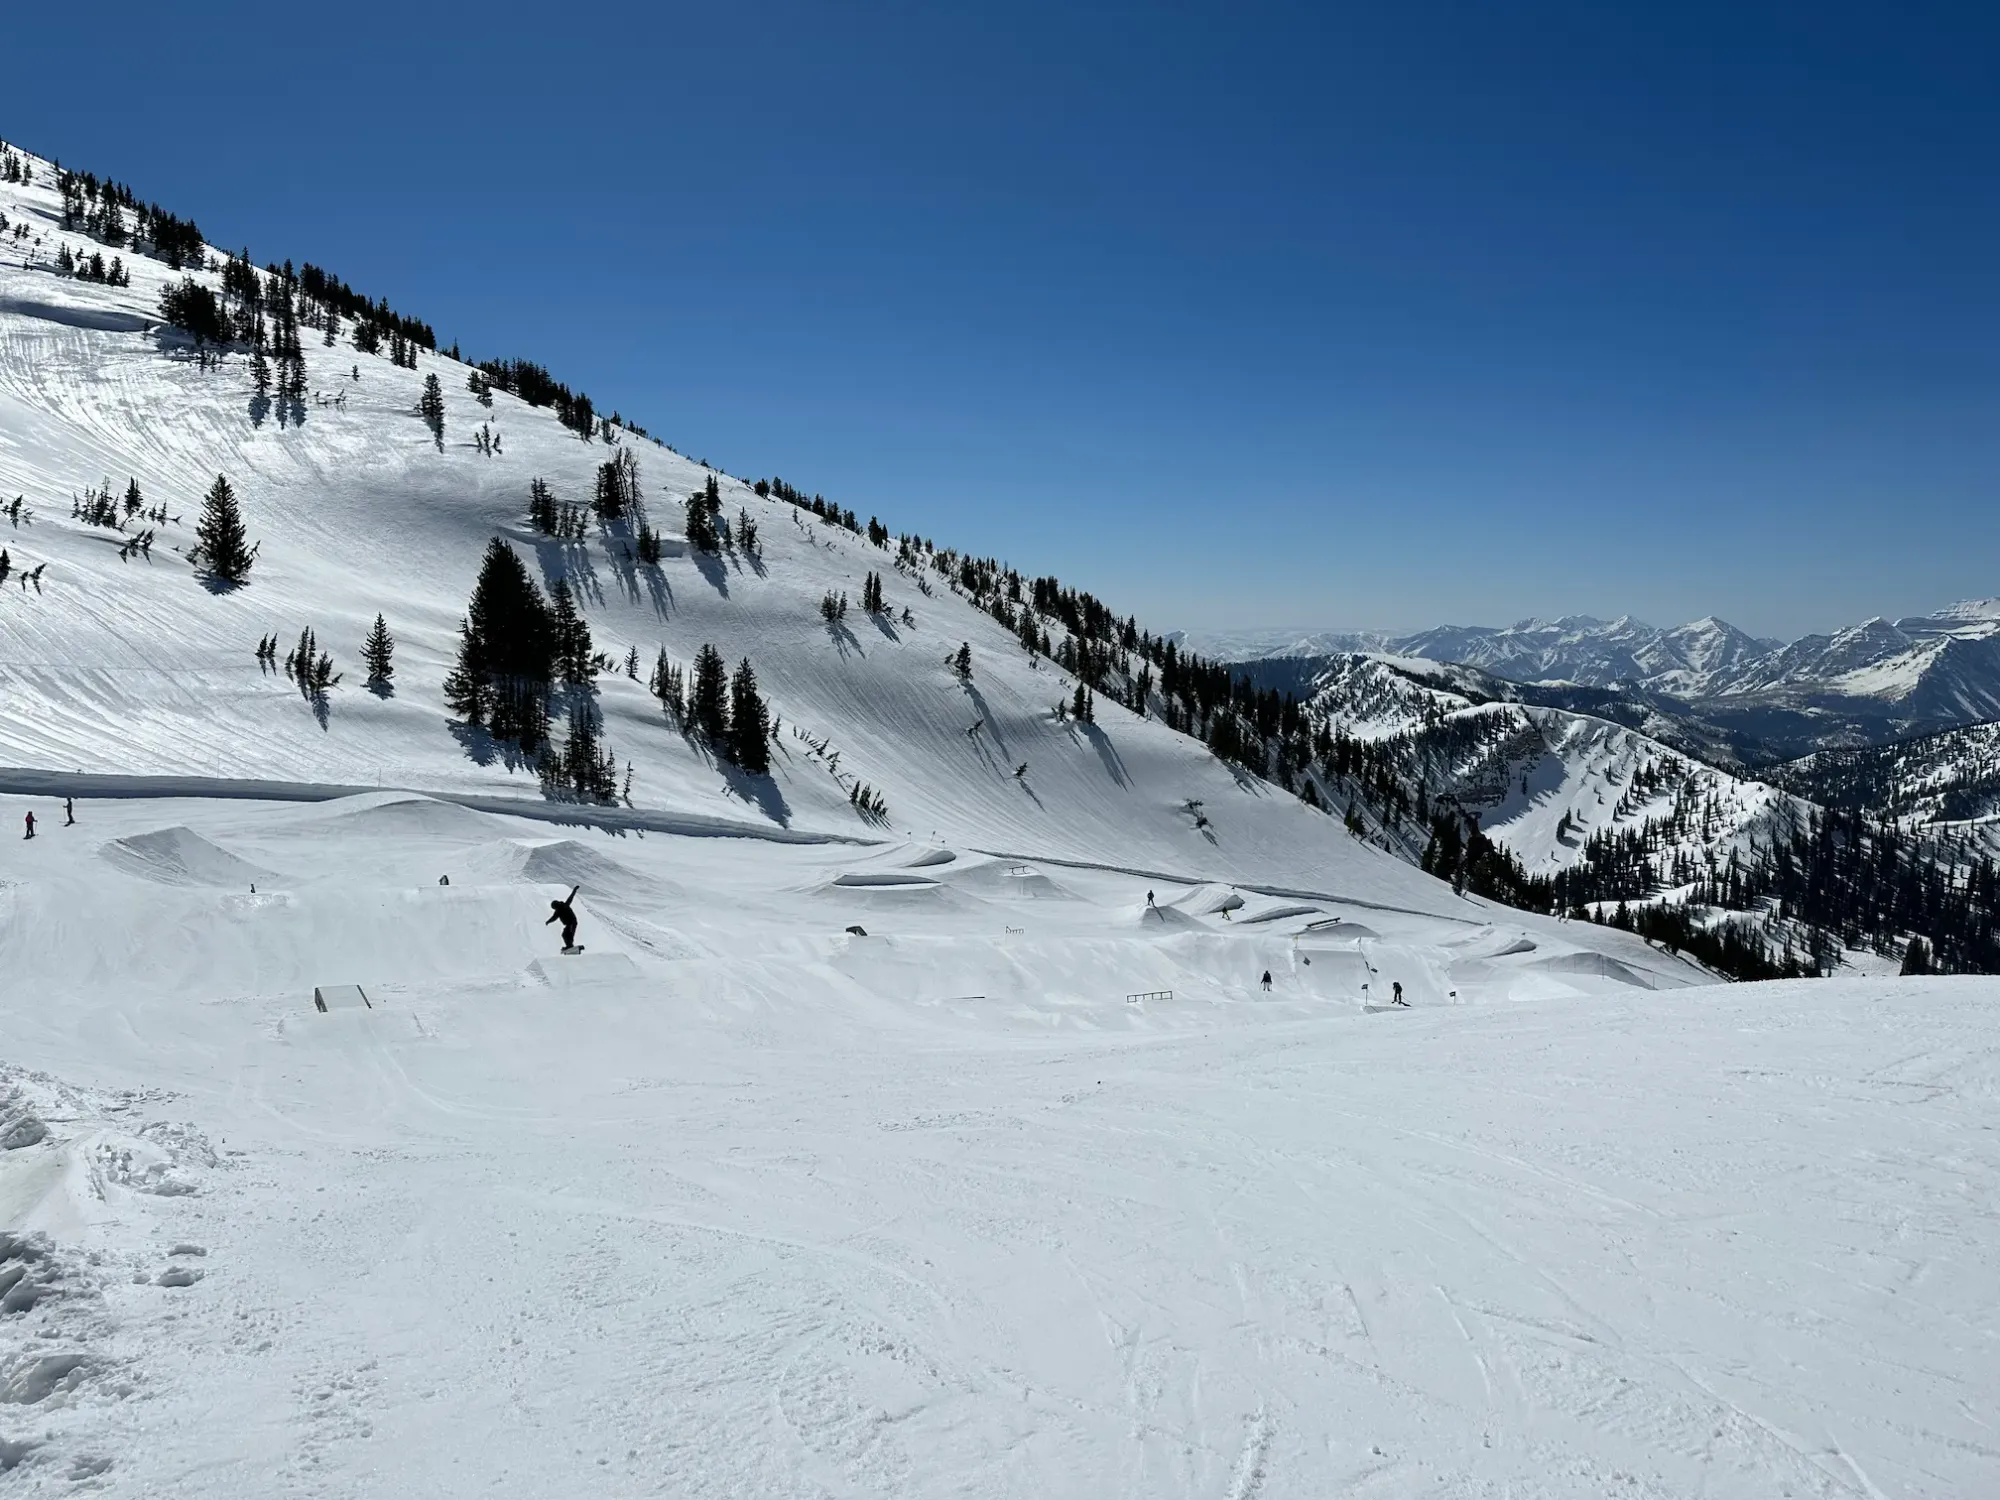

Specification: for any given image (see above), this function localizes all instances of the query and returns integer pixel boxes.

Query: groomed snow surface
[2,791,1996,1498]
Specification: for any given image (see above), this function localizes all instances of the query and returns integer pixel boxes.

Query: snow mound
[903,847,958,868]
[515,839,645,893]
[318,793,499,840]
[1528,950,1655,987]
[822,872,972,911]
[1168,884,1245,917]
[98,827,280,889]
[940,859,1077,900]
[1131,902,1203,930]
[1238,901,1322,924]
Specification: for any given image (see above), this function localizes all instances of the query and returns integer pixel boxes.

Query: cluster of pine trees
[649,645,772,774]
[753,477,861,535]
[52,244,129,285]
[594,448,640,521]
[684,474,723,551]
[474,358,595,440]
[527,477,588,540]
[442,541,623,798]
[55,166,203,268]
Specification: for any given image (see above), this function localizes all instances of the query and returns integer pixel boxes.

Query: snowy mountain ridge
[3,133,2000,1500]
[1192,601,2000,744]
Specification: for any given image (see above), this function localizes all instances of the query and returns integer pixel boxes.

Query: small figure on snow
[23,810,34,840]
[1392,981,1406,1007]
[1260,970,1272,992]
[64,797,74,826]
[545,885,581,951]
[439,874,450,886]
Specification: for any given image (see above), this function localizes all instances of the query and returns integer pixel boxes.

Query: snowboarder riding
[545,886,581,950]
[1392,981,1406,1006]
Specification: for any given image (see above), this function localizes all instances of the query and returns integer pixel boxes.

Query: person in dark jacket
[545,886,580,949]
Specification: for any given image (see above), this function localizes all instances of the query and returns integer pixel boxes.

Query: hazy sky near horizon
[7,1,1996,640]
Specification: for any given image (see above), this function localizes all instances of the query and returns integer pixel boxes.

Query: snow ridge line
[0,767,882,847]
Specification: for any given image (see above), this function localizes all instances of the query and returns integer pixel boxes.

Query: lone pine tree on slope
[196,474,253,584]
[419,373,446,451]
[730,659,771,774]
[362,613,395,684]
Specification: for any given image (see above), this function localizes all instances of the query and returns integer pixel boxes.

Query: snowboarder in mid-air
[545,886,581,951]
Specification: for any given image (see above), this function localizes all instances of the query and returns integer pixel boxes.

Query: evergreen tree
[448,539,557,745]
[730,659,771,773]
[1900,936,1933,975]
[528,477,558,535]
[684,491,718,551]
[196,474,253,583]
[123,478,143,519]
[953,642,972,678]
[549,577,593,688]
[362,613,395,683]
[419,373,446,450]
[690,644,729,743]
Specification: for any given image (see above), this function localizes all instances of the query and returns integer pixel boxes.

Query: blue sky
[8,1,1997,638]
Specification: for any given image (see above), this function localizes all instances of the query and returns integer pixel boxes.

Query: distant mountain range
[1195,600,2000,765]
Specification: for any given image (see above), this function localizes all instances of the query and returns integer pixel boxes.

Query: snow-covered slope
[8,788,1998,1498]
[0,146,1444,909]
[6,138,1999,1499]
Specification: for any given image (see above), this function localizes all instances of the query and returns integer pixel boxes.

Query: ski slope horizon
[4,137,1999,1497]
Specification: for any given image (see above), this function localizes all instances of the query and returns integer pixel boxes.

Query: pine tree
[953,642,972,679]
[448,539,557,745]
[690,644,729,743]
[362,614,395,683]
[730,659,771,773]
[123,478,142,519]
[419,373,446,450]
[1900,935,1933,975]
[549,577,592,688]
[196,474,253,583]
[528,477,558,535]
[684,491,718,551]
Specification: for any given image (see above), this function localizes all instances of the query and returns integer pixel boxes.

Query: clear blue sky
[7,1,1997,639]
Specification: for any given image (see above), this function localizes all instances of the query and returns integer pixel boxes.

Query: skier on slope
[1392,980,1406,1006]
[1260,970,1272,992]
[23,810,34,840]
[545,886,581,951]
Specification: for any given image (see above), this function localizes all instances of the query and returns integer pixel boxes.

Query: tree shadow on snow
[869,612,900,643]
[368,680,395,701]
[959,680,1009,758]
[719,763,792,828]
[823,619,864,661]
[198,572,244,597]
[449,720,538,775]
[247,394,270,429]
[530,534,603,608]
[1079,722,1130,788]
[690,547,730,599]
